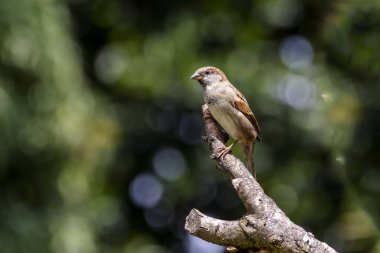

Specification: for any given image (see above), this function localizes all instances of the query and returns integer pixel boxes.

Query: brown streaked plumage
[190,66,261,178]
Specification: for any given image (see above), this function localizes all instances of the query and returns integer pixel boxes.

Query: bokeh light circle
[129,173,163,208]
[280,35,314,70]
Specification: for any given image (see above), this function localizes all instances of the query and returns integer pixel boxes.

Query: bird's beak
[190,72,202,80]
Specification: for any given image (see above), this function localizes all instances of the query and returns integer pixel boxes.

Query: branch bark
[184,105,337,253]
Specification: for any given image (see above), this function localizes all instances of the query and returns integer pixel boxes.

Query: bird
[190,66,261,178]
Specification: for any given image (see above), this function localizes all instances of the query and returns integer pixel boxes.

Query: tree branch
[184,104,337,253]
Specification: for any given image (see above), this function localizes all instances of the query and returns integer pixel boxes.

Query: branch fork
[184,105,337,253]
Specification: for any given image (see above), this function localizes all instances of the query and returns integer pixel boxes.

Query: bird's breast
[203,83,256,142]
[207,100,255,143]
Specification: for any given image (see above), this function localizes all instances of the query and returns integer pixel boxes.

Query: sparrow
[190,66,261,178]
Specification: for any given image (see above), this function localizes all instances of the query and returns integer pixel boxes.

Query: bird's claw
[210,147,230,160]
[216,146,232,159]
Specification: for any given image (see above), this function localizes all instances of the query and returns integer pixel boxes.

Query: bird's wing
[231,85,262,142]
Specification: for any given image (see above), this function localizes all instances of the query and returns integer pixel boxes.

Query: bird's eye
[205,70,210,75]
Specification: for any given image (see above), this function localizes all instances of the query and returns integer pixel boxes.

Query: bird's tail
[243,142,256,179]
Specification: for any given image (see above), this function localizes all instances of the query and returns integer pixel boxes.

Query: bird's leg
[217,140,238,158]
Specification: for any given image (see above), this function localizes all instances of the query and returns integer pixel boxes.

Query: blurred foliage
[0,0,380,253]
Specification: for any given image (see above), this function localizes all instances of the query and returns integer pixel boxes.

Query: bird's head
[190,66,227,87]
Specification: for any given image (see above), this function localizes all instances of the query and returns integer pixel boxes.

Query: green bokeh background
[1,0,380,252]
